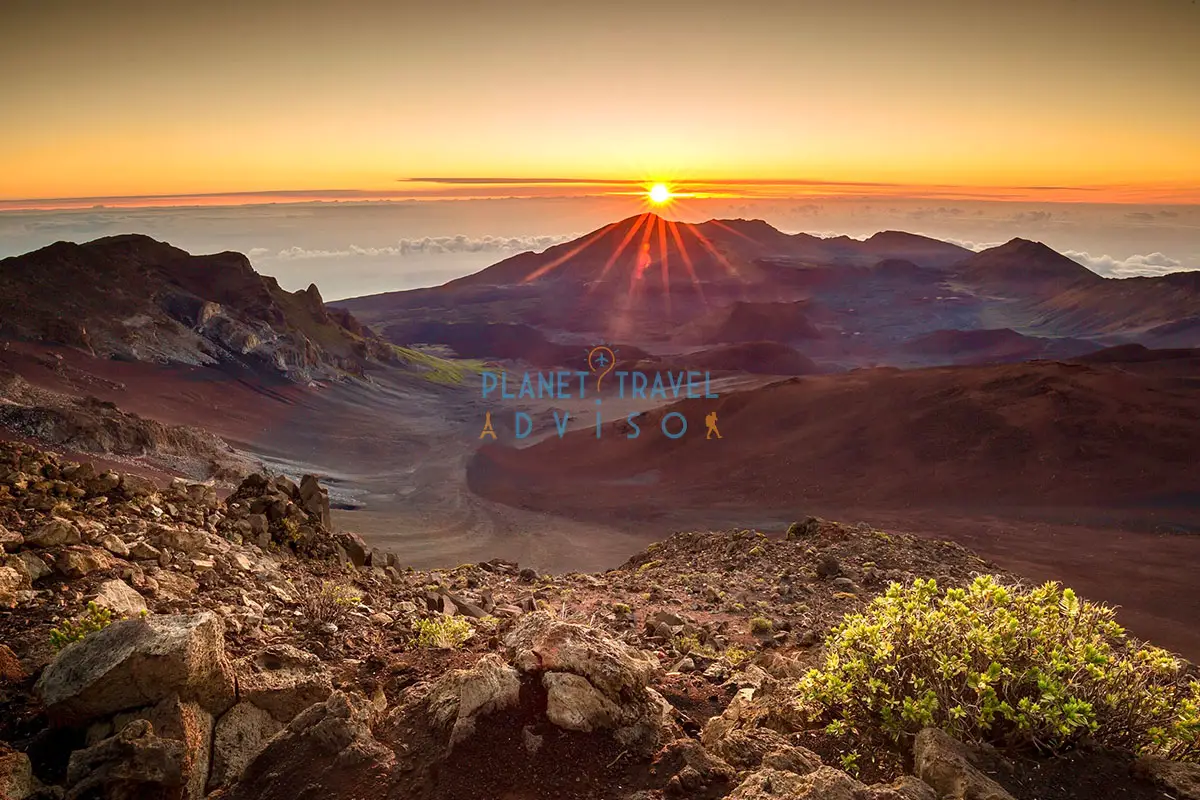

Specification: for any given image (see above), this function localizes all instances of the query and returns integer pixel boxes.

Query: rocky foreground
[0,441,1197,800]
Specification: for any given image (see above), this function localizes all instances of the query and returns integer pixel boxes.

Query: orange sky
[2,0,1198,204]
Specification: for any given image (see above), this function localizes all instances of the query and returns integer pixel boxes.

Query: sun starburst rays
[519,179,748,320]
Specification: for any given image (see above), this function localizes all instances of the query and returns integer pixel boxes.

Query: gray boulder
[36,612,235,724]
[426,653,522,746]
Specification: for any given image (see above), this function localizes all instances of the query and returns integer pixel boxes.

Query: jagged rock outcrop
[1,440,1187,800]
[504,611,674,754]
[0,235,386,382]
[224,692,394,800]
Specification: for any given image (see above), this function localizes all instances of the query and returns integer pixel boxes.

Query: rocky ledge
[0,440,1197,800]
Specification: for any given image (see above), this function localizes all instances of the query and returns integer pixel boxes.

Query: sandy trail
[243,369,664,573]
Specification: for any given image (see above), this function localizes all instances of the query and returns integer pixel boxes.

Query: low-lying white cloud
[1064,250,1191,278]
[257,233,577,261]
[937,237,1004,252]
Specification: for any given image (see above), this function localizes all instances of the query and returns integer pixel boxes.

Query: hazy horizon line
[4,179,1200,212]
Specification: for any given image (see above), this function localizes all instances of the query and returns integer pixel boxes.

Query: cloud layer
[1063,250,1188,278]
[251,233,576,261]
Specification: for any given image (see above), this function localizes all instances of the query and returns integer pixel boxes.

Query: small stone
[26,518,81,548]
[130,541,162,560]
[100,534,131,557]
[831,576,858,592]
[92,579,148,617]
[0,749,34,800]
[0,567,22,608]
[0,643,28,682]
[55,547,112,578]
[0,524,23,553]
[522,726,544,755]
[190,558,216,572]
[816,554,842,579]
[12,551,50,582]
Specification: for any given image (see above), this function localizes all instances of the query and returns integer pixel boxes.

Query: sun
[648,183,672,204]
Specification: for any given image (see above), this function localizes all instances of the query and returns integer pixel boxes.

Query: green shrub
[413,616,474,649]
[50,602,113,651]
[749,617,773,634]
[796,576,1200,760]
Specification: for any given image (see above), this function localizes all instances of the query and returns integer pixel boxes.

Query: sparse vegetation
[749,616,773,634]
[49,602,113,651]
[413,616,474,649]
[796,576,1200,761]
[304,581,362,624]
[723,645,753,667]
[390,345,485,385]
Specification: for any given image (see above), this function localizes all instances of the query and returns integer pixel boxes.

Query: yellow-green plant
[749,617,773,634]
[723,645,753,668]
[50,602,113,651]
[796,576,1200,760]
[413,616,473,649]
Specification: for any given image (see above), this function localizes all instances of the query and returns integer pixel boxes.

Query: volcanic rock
[234,644,333,723]
[208,702,283,790]
[91,579,149,617]
[26,518,81,548]
[36,612,235,724]
[224,692,393,800]
[913,727,1016,800]
[65,719,185,800]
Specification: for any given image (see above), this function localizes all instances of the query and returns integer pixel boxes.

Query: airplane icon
[593,352,609,367]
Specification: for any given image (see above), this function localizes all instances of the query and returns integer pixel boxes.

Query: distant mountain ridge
[0,234,389,381]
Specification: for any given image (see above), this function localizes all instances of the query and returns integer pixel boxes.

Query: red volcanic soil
[470,355,1200,512]
[902,328,1100,364]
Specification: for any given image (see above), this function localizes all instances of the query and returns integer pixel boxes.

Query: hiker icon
[705,411,722,439]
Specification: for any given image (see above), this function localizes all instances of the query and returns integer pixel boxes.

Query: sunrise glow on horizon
[2,1,1198,206]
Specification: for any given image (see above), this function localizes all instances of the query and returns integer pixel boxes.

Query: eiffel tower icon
[479,411,497,440]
